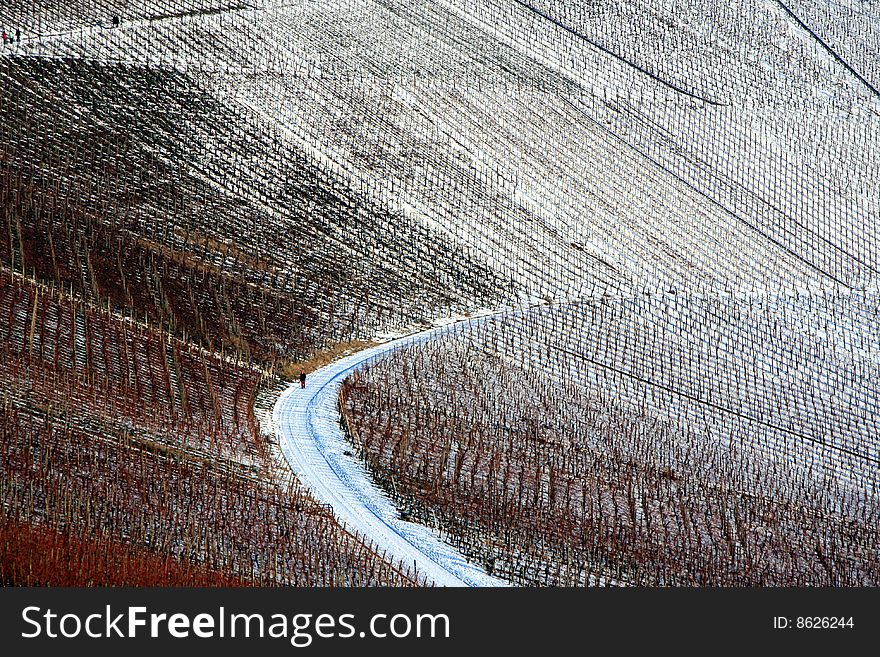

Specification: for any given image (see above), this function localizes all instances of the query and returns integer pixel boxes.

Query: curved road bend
[272,318,507,587]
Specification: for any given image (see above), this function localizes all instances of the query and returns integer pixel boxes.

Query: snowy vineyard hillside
[344,290,880,585]
[1,0,878,585]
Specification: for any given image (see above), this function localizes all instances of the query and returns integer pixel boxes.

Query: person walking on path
[299,371,307,389]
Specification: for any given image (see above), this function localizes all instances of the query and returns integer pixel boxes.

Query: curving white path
[272,318,507,587]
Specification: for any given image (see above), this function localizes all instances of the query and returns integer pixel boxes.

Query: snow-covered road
[271,319,506,587]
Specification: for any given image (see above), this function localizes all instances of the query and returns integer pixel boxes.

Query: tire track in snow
[272,317,507,587]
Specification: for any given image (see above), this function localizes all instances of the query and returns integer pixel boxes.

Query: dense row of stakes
[0,1,505,586]
[344,291,880,585]
[6,0,878,294]
[1,0,878,585]
[0,268,427,585]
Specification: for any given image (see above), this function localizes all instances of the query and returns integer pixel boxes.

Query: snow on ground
[12,0,879,298]
[272,317,508,587]
[5,0,879,584]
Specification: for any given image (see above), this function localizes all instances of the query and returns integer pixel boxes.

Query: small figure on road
[112,15,120,28]
[2,31,7,45]
[16,29,21,42]
[299,371,307,389]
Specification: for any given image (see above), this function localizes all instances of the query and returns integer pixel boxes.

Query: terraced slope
[345,291,880,585]
[335,0,880,585]
[2,0,878,586]
[1,2,513,585]
[11,0,879,291]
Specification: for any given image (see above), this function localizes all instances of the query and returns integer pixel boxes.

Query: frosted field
[7,0,878,297]
[347,289,880,585]
[2,0,878,585]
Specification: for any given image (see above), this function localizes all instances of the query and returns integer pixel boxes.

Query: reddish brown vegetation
[0,270,420,586]
[0,516,248,587]
[0,51,495,585]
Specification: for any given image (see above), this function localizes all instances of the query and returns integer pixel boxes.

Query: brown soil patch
[280,340,375,381]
